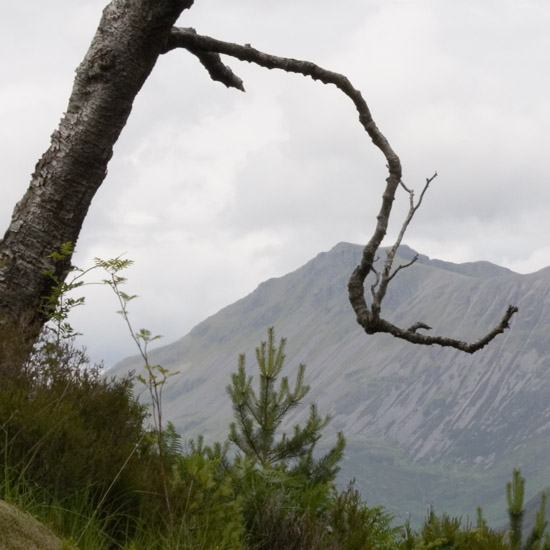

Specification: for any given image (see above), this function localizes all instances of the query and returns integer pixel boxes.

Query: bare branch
[190,50,245,91]
[387,255,418,285]
[169,29,244,91]
[165,28,398,168]
[372,305,518,353]
[369,265,380,302]
[370,173,436,314]
[165,27,518,352]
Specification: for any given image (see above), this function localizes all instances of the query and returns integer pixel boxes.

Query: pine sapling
[227,327,345,483]
[507,469,526,550]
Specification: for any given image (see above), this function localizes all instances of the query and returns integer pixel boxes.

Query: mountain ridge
[111,242,550,525]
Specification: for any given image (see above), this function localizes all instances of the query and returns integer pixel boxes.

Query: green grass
[1,466,117,549]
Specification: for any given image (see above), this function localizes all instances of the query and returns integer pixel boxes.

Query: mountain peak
[329,241,516,279]
[111,242,546,526]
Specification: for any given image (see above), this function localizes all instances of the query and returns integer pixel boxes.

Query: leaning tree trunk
[0,0,192,333]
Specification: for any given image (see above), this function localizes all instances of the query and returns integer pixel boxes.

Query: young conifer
[507,469,526,550]
[226,327,345,484]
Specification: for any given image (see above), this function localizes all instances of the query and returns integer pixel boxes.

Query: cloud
[2,1,550,364]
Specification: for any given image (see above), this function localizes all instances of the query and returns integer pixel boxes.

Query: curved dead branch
[165,27,518,353]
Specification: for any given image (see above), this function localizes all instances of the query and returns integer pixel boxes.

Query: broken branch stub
[166,27,518,353]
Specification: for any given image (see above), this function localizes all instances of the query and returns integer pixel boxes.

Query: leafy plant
[40,241,97,343]
[95,255,181,524]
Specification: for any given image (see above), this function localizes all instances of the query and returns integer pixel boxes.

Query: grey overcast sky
[1,1,549,366]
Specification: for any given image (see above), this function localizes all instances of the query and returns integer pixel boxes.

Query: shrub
[0,330,152,540]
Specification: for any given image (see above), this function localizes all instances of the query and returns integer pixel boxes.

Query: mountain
[111,242,550,526]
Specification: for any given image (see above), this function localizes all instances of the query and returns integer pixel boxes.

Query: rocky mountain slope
[112,242,550,525]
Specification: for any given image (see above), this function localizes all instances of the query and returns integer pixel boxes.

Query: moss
[0,500,68,550]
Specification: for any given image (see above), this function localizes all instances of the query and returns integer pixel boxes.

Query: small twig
[369,265,380,301]
[386,173,437,278]
[387,255,418,285]
[191,49,245,90]
[407,322,432,333]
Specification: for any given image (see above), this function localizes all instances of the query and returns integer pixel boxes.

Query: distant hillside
[111,242,550,526]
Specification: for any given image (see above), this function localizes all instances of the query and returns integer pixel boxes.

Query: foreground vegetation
[1,254,549,548]
[0,320,395,549]
[2,324,550,549]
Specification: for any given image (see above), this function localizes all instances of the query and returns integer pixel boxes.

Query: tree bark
[0,0,192,330]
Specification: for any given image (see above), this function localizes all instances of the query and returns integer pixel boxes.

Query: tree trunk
[0,0,192,331]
